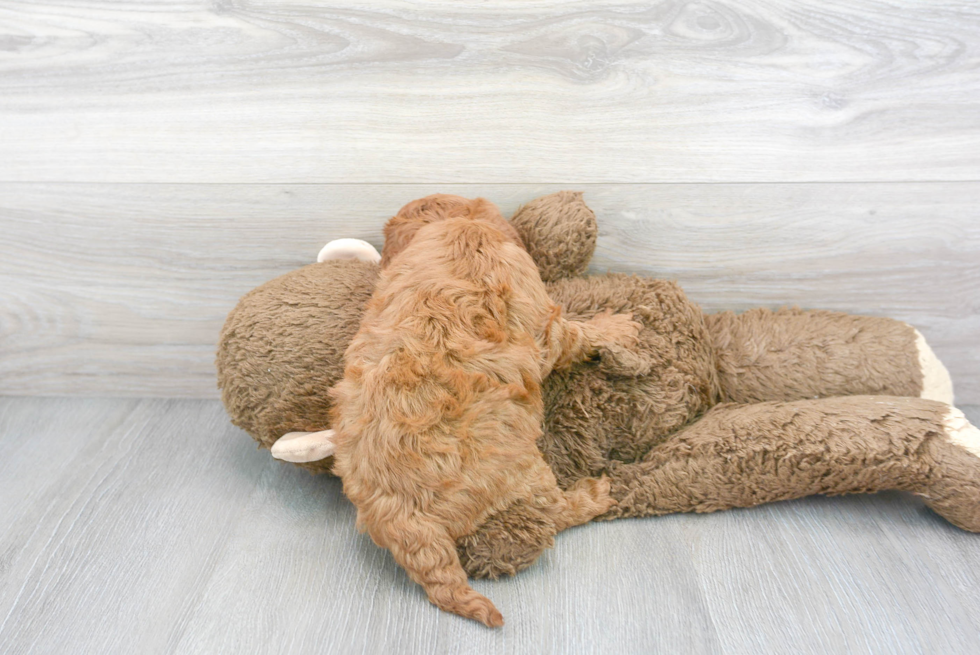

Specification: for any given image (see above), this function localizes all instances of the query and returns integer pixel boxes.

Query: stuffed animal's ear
[270,430,336,463]
[317,239,381,264]
[510,191,597,282]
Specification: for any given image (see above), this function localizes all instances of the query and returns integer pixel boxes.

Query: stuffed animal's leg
[705,307,953,404]
[603,396,980,532]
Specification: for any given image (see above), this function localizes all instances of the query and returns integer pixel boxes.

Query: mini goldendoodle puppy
[330,195,640,627]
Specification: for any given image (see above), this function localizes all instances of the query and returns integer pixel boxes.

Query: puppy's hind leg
[526,468,617,533]
[457,475,615,580]
[372,517,505,627]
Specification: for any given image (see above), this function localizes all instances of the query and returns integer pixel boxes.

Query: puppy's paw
[587,310,642,349]
[595,343,654,377]
[592,476,618,514]
[569,476,617,516]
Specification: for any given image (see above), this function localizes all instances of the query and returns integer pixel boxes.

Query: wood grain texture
[1,397,979,654]
[1,1,979,183]
[2,182,977,401]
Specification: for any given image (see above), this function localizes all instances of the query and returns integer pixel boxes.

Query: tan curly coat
[330,195,639,626]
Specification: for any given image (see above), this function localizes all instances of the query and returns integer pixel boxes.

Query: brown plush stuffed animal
[216,191,980,582]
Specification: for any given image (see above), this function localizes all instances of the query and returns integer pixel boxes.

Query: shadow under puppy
[330,195,640,626]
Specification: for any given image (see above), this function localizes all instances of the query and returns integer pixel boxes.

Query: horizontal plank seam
[2,180,980,186]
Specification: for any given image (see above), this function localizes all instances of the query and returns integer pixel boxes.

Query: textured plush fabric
[706,307,923,403]
[456,500,557,580]
[459,396,980,576]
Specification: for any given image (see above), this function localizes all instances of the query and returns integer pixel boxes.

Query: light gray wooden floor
[1,397,979,655]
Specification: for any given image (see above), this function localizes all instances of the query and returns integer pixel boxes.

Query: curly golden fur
[330,195,639,627]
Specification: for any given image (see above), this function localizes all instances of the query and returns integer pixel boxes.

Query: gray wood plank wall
[2,183,978,401]
[2,1,978,183]
[1,1,978,401]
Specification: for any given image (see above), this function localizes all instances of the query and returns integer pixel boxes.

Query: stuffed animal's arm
[271,429,336,463]
[603,395,980,532]
[317,238,381,264]
[705,307,953,405]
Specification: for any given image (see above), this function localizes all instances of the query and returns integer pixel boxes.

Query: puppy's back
[331,215,553,627]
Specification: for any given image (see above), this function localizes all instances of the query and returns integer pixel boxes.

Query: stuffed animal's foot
[270,429,336,463]
[922,407,980,532]
[913,328,954,404]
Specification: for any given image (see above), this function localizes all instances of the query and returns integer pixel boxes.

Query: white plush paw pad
[317,238,381,264]
[943,408,980,459]
[270,429,337,463]
[914,329,954,405]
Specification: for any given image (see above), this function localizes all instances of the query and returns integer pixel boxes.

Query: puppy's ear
[469,198,525,250]
[381,195,520,266]
[381,194,471,266]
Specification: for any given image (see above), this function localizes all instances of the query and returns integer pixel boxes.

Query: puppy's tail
[372,516,504,627]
